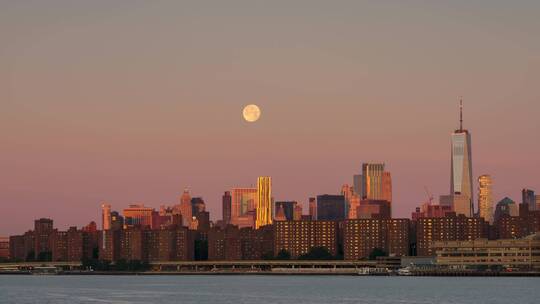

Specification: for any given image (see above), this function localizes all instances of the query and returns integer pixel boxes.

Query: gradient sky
[1,1,539,235]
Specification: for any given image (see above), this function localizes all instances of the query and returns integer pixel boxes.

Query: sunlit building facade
[179,189,192,227]
[434,234,540,270]
[123,204,154,228]
[450,100,473,217]
[101,203,111,231]
[358,163,393,216]
[231,188,257,228]
[362,163,384,200]
[478,175,494,223]
[256,176,272,229]
[309,197,317,220]
[101,203,111,250]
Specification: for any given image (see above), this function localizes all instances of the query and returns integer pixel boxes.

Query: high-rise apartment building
[274,220,339,258]
[343,218,410,260]
[449,100,474,217]
[536,195,540,211]
[416,215,489,256]
[256,176,272,229]
[522,189,536,211]
[208,225,242,260]
[34,218,54,260]
[478,175,494,223]
[495,203,540,239]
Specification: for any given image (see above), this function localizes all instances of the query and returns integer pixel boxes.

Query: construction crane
[424,186,434,205]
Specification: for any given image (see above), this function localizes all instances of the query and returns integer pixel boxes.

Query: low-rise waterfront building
[433,233,540,270]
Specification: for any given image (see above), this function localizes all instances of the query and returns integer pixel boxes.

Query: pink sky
[1,1,539,235]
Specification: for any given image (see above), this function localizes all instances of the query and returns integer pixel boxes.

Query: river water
[0,275,539,304]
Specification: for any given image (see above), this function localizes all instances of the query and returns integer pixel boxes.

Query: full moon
[242,104,261,122]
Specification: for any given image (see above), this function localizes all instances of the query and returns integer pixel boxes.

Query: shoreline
[2,271,540,277]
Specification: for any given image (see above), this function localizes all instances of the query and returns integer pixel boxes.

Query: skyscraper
[316,195,345,221]
[179,189,192,227]
[522,189,536,211]
[353,174,363,198]
[231,187,257,228]
[450,100,474,217]
[309,197,317,220]
[341,184,354,220]
[191,197,206,217]
[222,191,232,225]
[478,175,494,223]
[123,204,154,228]
[256,176,272,229]
[362,163,385,199]
[275,201,296,221]
[494,197,518,222]
[359,163,392,215]
[101,203,111,231]
[101,203,111,250]
[382,172,392,203]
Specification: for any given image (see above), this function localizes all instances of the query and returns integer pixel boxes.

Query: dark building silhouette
[316,195,345,221]
[34,218,54,261]
[196,211,210,232]
[191,197,206,217]
[208,225,241,260]
[222,191,232,225]
[309,197,317,220]
[522,189,536,211]
[495,203,540,239]
[275,201,296,221]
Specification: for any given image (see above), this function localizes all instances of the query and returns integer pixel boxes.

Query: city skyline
[2,1,540,235]
[1,100,539,234]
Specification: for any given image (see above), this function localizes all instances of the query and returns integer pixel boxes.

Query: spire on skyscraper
[459,97,463,132]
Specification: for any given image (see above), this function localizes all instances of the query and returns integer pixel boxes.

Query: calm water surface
[0,275,539,304]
